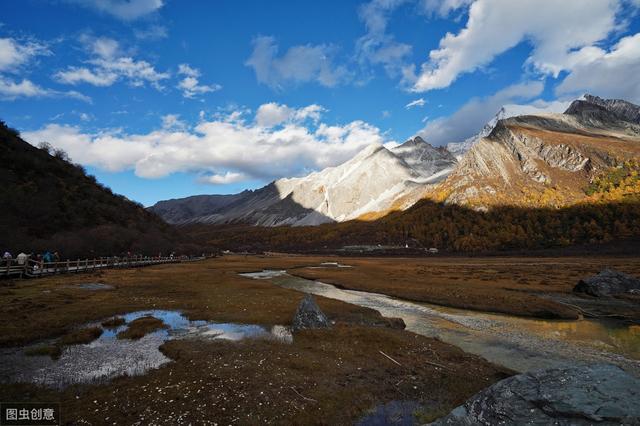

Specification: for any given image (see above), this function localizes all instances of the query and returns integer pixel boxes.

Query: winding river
[241,270,640,376]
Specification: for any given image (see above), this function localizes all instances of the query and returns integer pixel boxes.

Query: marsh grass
[59,327,103,346]
[101,317,126,328]
[117,316,168,340]
[25,345,62,359]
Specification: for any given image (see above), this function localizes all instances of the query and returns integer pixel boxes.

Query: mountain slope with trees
[0,121,199,258]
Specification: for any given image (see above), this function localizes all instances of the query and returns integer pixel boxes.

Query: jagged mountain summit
[579,94,640,124]
[432,95,640,208]
[150,138,457,226]
[392,136,457,178]
[446,103,569,159]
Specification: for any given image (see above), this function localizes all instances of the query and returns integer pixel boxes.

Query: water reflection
[0,310,291,388]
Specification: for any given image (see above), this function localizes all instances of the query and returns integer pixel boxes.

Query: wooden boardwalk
[1,255,206,279]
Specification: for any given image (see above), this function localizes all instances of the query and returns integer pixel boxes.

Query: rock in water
[429,364,640,425]
[292,295,330,331]
[573,269,640,297]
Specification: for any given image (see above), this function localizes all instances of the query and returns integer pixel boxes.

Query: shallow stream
[241,270,640,376]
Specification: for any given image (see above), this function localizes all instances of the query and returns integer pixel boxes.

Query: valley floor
[0,254,638,424]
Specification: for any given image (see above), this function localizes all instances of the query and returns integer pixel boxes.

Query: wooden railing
[1,255,207,279]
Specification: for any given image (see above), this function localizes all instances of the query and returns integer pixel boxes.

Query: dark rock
[574,269,640,297]
[292,295,330,331]
[430,364,640,425]
[583,94,640,124]
[383,317,406,330]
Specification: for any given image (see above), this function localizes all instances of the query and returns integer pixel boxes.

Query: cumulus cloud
[405,98,425,109]
[66,0,164,21]
[419,0,474,17]
[245,36,350,89]
[409,0,623,92]
[23,103,392,183]
[356,0,413,78]
[418,81,570,145]
[556,33,640,103]
[0,38,50,72]
[198,172,248,185]
[255,103,324,127]
[0,37,90,102]
[161,114,187,130]
[176,64,221,98]
[54,36,169,89]
[54,67,118,86]
[0,76,90,101]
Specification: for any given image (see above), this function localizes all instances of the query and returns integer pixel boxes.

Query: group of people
[2,251,61,267]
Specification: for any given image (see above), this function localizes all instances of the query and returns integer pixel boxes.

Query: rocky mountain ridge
[433,95,640,208]
[151,94,640,227]
[150,137,457,226]
[445,102,570,159]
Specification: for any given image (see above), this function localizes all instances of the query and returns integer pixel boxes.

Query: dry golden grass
[0,256,513,424]
[280,255,640,319]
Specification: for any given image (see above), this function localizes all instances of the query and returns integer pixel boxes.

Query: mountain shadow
[184,197,640,254]
[150,182,334,227]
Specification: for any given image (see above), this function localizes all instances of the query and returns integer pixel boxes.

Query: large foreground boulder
[573,269,640,297]
[429,364,640,425]
[292,295,330,331]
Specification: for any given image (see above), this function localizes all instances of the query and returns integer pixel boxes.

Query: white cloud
[91,36,119,58]
[0,76,90,102]
[67,0,164,21]
[405,98,426,109]
[54,36,169,89]
[556,33,640,103]
[419,0,474,17]
[79,112,93,121]
[0,38,89,102]
[410,0,623,92]
[176,64,221,98]
[0,38,50,72]
[54,67,118,86]
[356,0,412,77]
[246,36,350,89]
[255,103,325,127]
[418,81,569,145]
[23,103,392,183]
[198,172,248,185]
[161,114,187,130]
[134,25,168,41]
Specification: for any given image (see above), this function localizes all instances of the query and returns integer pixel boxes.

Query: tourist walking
[16,252,28,265]
[3,251,12,267]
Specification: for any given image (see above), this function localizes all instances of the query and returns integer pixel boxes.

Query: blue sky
[1,0,639,206]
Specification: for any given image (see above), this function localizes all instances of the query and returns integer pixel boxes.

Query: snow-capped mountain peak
[150,139,458,226]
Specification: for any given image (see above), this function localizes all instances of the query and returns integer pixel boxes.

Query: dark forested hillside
[187,177,640,254]
[0,121,201,258]
[187,200,640,254]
